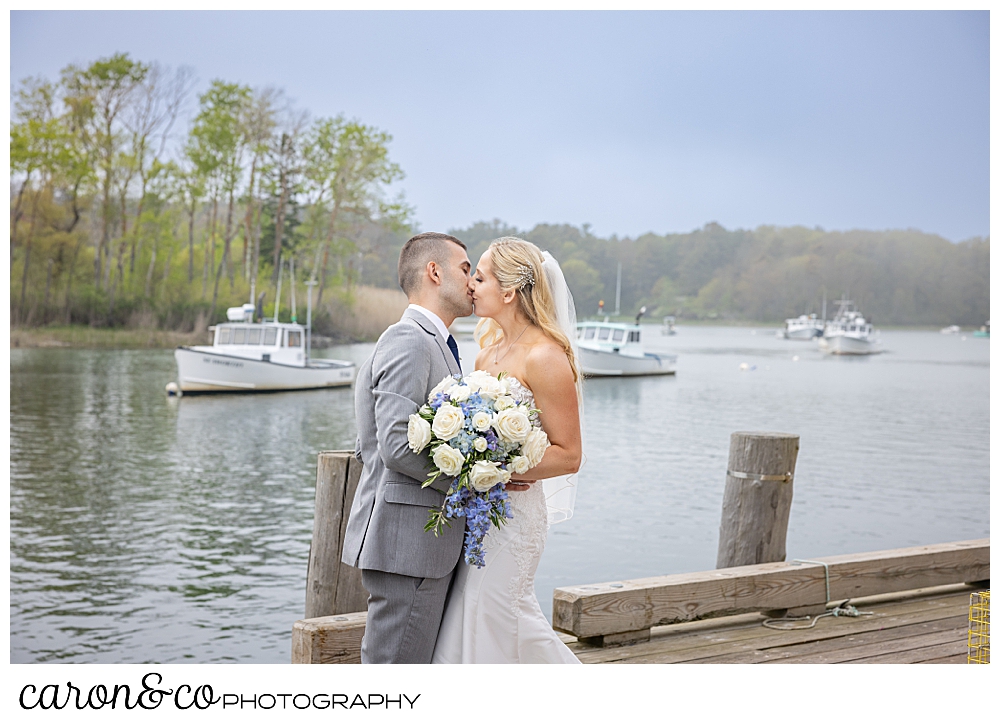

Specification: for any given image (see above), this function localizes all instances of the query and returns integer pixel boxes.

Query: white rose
[449,385,471,402]
[493,407,532,444]
[468,460,503,492]
[510,455,531,475]
[471,411,492,432]
[432,444,466,477]
[498,376,511,395]
[432,404,465,440]
[494,395,515,411]
[499,467,512,484]
[407,414,432,453]
[475,375,502,399]
[473,436,488,452]
[521,428,550,468]
[428,375,458,402]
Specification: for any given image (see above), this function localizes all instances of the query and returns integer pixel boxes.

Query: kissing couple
[342,232,584,664]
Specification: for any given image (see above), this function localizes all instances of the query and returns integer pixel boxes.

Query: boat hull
[781,327,822,340]
[174,347,355,393]
[579,347,676,377]
[818,335,880,355]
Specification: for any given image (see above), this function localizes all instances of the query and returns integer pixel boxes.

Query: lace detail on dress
[506,483,548,617]
[498,375,549,617]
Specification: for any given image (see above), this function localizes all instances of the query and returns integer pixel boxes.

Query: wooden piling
[304,451,368,619]
[716,431,799,569]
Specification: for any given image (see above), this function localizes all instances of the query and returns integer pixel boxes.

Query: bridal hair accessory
[514,264,535,289]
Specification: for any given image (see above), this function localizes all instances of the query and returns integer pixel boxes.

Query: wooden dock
[292,450,989,665]
[558,583,982,664]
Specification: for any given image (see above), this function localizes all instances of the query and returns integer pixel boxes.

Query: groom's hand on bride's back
[505,480,535,491]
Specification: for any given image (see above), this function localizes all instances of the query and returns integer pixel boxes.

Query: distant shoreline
[9,321,971,350]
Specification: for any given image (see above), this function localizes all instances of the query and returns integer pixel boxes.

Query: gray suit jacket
[341,308,467,579]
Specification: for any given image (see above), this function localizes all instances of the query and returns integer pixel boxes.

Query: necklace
[494,325,529,365]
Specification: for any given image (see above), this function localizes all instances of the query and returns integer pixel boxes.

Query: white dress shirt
[406,304,451,341]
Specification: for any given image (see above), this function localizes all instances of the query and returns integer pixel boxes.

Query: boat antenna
[305,280,317,361]
[635,305,647,324]
[274,253,283,323]
[290,257,297,324]
[614,262,622,317]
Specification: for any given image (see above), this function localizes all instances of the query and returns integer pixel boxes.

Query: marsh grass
[316,285,408,342]
[10,285,408,348]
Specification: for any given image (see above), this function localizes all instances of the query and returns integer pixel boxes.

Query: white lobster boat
[576,318,676,377]
[817,299,881,355]
[779,314,825,340]
[172,303,354,394]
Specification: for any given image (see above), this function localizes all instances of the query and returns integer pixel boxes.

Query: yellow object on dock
[967,590,989,663]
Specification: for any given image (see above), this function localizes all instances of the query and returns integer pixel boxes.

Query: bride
[432,237,583,664]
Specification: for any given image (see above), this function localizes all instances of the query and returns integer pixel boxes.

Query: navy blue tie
[446,334,461,368]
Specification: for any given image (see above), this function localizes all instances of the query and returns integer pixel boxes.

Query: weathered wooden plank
[916,653,968,664]
[763,628,967,664]
[851,639,969,664]
[691,615,968,664]
[577,597,971,664]
[575,588,974,662]
[553,539,988,638]
[291,611,367,664]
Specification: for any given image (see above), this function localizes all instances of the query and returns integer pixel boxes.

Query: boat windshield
[584,327,596,340]
[598,328,611,341]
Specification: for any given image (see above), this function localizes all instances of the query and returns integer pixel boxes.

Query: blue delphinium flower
[443,483,512,568]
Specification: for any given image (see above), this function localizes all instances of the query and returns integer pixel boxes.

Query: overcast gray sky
[10,10,989,241]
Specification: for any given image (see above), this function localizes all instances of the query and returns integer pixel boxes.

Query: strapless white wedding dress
[431,377,581,664]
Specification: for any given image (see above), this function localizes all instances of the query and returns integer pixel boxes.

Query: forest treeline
[10,53,988,339]
[10,52,411,336]
[447,221,990,326]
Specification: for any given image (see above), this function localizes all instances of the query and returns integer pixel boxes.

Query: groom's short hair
[398,232,467,296]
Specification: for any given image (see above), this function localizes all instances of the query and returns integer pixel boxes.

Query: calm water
[10,327,990,663]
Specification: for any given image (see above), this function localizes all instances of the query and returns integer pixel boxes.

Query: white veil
[540,251,583,526]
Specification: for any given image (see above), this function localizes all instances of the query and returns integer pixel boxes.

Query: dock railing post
[716,431,799,569]
[304,451,368,619]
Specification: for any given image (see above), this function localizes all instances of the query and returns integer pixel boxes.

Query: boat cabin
[577,321,645,357]
[201,305,310,367]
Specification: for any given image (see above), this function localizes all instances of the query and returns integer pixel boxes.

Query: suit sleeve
[371,323,449,489]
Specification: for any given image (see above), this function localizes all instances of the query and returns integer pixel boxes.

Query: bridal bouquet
[406,370,550,568]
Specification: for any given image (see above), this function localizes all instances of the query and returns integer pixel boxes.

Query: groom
[341,231,473,664]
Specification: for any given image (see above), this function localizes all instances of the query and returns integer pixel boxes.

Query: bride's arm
[512,343,582,481]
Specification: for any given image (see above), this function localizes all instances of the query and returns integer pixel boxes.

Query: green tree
[61,52,149,295]
[301,116,411,305]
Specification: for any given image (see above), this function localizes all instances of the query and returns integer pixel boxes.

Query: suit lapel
[402,308,461,376]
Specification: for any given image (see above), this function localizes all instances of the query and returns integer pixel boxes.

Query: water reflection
[10,329,990,663]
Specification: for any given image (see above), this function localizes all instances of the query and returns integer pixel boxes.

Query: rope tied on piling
[762,599,875,630]
[761,558,874,630]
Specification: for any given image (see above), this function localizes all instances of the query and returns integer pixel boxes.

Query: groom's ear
[425,260,442,287]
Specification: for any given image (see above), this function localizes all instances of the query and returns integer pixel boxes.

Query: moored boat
[172,303,354,394]
[779,314,825,340]
[661,316,677,335]
[577,311,676,377]
[817,299,881,355]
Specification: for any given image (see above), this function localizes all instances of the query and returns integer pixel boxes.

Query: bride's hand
[505,480,535,492]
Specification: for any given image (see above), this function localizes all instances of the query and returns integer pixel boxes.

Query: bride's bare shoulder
[523,337,573,387]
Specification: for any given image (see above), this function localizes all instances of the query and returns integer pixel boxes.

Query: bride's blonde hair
[474,237,580,384]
